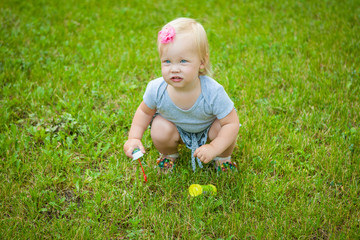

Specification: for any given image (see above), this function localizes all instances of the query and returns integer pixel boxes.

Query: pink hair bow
[158,26,176,44]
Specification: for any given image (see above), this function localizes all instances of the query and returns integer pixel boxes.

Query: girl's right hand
[123,139,145,158]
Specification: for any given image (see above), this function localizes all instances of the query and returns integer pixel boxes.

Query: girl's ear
[200,54,209,69]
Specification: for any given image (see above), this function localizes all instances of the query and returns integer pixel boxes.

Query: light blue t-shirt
[143,75,234,133]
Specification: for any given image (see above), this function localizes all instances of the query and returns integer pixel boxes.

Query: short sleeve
[212,86,234,119]
[143,80,157,110]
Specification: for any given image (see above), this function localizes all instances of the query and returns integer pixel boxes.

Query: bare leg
[151,115,181,155]
[208,119,237,166]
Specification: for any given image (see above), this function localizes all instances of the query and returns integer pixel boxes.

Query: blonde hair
[157,18,211,76]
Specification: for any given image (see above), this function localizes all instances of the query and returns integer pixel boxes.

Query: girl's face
[160,34,204,91]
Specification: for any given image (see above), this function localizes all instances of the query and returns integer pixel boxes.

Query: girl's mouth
[171,76,183,82]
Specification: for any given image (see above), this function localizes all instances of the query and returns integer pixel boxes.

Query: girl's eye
[163,60,171,64]
[180,59,188,63]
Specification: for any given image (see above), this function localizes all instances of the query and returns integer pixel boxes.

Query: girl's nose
[170,64,180,72]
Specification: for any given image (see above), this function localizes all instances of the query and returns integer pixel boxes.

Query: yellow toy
[189,184,217,197]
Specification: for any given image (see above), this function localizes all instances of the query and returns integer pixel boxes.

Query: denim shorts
[176,125,211,172]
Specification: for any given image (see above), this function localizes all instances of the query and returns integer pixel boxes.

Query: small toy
[132,148,144,160]
[189,184,217,197]
[132,148,147,183]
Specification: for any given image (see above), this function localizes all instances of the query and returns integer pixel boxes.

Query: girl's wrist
[128,137,142,142]
[209,141,226,156]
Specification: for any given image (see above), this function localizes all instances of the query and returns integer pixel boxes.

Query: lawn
[1,0,359,239]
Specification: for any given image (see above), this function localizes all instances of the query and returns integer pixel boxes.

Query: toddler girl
[124,18,240,172]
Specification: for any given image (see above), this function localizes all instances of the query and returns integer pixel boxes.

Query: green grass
[1,0,359,239]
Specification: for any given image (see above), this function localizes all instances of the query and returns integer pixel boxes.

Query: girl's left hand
[194,144,217,163]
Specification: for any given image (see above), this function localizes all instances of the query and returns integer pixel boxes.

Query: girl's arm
[194,108,240,163]
[123,101,156,158]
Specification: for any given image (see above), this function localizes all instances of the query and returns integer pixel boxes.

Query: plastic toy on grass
[132,148,147,183]
[189,184,217,197]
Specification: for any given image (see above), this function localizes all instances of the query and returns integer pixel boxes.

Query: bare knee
[208,119,221,141]
[151,115,180,144]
